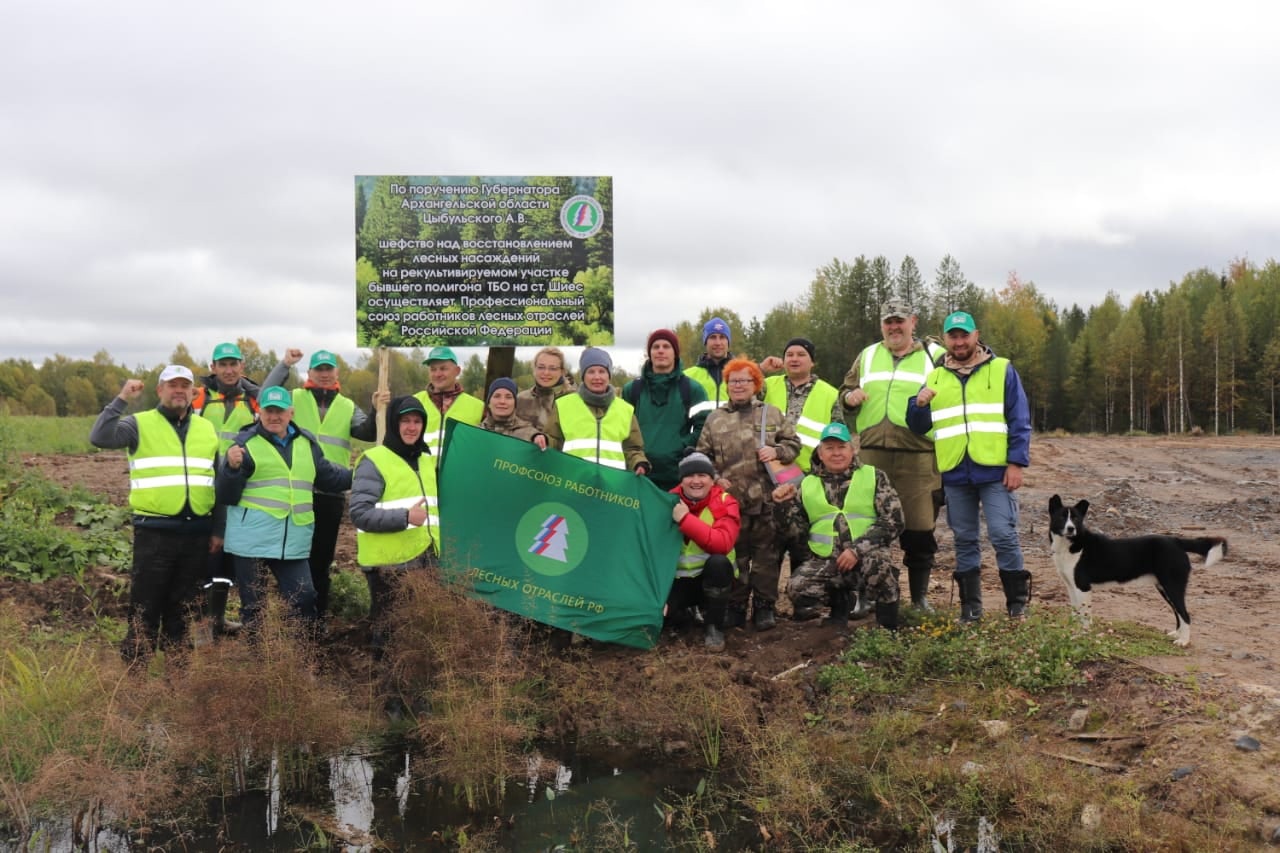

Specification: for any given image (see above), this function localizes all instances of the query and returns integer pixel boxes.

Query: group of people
[92,301,1032,662]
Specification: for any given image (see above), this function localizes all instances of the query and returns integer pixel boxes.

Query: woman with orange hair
[695,357,800,632]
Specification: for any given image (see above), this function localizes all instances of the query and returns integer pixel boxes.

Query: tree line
[4,256,1277,435]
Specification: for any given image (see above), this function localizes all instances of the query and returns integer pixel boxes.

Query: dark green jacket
[622,359,709,491]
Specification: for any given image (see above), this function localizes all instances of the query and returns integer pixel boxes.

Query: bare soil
[12,435,1280,839]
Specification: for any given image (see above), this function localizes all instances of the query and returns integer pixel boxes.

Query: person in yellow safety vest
[192,341,292,636]
[349,395,439,655]
[275,348,378,622]
[840,301,948,615]
[684,316,734,417]
[669,450,741,652]
[544,347,650,474]
[758,337,842,607]
[413,345,485,465]
[772,422,905,631]
[216,386,352,633]
[89,365,221,663]
[906,311,1032,623]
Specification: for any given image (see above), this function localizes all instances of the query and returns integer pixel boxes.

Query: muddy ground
[11,435,1280,839]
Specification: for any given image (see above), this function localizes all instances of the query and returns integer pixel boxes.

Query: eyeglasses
[726,378,754,386]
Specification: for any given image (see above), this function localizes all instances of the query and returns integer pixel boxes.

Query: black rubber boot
[790,595,823,622]
[907,566,934,612]
[955,572,983,623]
[901,529,938,612]
[875,600,900,631]
[752,602,777,631]
[722,604,747,630]
[205,583,241,637]
[999,570,1031,619]
[704,623,726,652]
[850,591,873,620]
[703,580,731,634]
[822,589,851,626]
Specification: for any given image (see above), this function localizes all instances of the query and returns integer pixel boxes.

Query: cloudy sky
[3,1,1277,374]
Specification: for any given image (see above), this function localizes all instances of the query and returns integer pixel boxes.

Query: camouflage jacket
[696,398,799,515]
[515,380,574,432]
[773,459,905,559]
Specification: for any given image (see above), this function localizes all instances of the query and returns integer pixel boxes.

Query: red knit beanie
[647,328,681,361]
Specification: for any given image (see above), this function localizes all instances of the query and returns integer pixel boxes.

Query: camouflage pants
[785,546,900,605]
[730,512,781,609]
[859,447,940,572]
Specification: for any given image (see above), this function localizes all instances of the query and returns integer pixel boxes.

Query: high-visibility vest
[238,433,316,525]
[762,376,839,471]
[291,391,355,467]
[800,466,877,557]
[414,392,484,461]
[675,499,737,578]
[853,342,944,434]
[128,410,218,517]
[194,387,259,452]
[556,394,635,469]
[926,358,1010,472]
[684,365,727,418]
[355,446,439,566]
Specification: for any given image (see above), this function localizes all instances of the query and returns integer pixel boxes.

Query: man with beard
[907,311,1032,623]
[90,365,220,662]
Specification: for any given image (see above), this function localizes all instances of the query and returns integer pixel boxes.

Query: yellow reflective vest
[853,342,944,435]
[414,391,485,462]
[800,466,876,558]
[762,376,839,471]
[556,394,635,469]
[926,358,1010,472]
[128,410,218,517]
[239,434,317,525]
[355,446,439,566]
[291,391,355,467]
[684,365,727,418]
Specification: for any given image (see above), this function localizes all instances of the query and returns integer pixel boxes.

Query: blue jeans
[233,555,317,629]
[944,481,1025,576]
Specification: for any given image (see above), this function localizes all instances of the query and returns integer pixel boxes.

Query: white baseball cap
[158,365,195,383]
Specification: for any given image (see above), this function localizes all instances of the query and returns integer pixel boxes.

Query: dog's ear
[1049,495,1063,512]
[1075,499,1090,516]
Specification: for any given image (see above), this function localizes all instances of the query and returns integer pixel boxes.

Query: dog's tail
[1177,536,1228,568]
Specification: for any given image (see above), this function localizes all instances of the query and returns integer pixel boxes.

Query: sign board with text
[355,175,613,348]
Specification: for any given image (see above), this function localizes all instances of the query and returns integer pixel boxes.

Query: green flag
[438,422,681,649]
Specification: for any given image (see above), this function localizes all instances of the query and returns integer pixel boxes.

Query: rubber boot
[752,601,777,632]
[875,600,900,631]
[704,623,726,652]
[722,604,747,630]
[822,589,851,627]
[907,566,934,613]
[205,583,241,637]
[850,591,873,620]
[955,572,983,623]
[790,595,823,622]
[999,570,1031,619]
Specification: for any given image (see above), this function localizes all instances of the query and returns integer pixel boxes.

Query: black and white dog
[1048,495,1228,647]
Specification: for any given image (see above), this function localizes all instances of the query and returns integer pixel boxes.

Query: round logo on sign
[560,195,605,239]
[516,502,589,577]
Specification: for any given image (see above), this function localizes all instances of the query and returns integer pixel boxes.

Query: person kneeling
[773,423,905,631]
[670,451,741,652]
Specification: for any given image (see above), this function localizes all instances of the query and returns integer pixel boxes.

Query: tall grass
[0,415,98,455]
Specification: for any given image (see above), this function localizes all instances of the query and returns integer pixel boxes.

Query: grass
[0,416,98,456]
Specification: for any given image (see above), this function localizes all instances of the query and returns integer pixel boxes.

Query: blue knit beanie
[487,377,518,402]
[702,317,731,345]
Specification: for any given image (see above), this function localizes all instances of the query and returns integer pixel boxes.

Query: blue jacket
[905,345,1031,487]
[216,422,352,559]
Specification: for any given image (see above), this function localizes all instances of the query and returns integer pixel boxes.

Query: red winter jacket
[671,484,741,556]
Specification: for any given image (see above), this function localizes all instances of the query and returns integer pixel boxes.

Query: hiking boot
[704,623,726,652]
[752,604,777,632]
[956,572,983,623]
[999,570,1031,619]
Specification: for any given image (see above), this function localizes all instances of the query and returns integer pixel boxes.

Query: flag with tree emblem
[438,422,681,648]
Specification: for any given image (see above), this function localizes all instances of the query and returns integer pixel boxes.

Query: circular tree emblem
[516,502,589,577]
[560,195,604,239]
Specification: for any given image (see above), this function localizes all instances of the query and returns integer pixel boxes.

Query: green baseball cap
[259,386,292,409]
[211,342,243,362]
[944,311,976,334]
[818,422,852,443]
[423,345,458,365]
[309,350,337,368]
